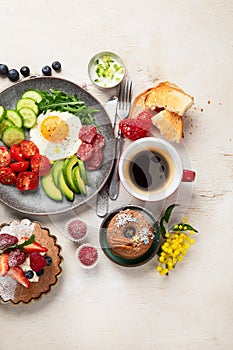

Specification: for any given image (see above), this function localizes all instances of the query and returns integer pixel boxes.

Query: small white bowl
[88,51,125,89]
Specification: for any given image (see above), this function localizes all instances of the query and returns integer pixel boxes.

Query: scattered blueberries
[52,61,61,72]
[36,269,44,276]
[8,69,20,82]
[0,60,62,82]
[20,66,30,77]
[0,64,8,77]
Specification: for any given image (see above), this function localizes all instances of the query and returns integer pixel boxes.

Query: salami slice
[85,148,103,171]
[76,142,94,161]
[92,133,105,149]
[79,125,97,144]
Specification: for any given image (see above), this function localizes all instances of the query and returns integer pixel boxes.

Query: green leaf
[159,204,179,238]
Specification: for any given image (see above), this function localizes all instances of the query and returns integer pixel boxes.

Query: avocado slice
[62,155,79,193]
[77,158,89,186]
[52,159,65,187]
[72,166,87,195]
[58,169,74,201]
[41,171,63,201]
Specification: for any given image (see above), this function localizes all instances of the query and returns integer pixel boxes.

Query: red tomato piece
[30,155,50,176]
[16,171,39,191]
[10,161,29,172]
[20,140,39,159]
[0,167,17,185]
[10,144,25,161]
[0,146,11,167]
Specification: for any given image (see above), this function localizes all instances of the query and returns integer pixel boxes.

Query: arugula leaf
[37,89,99,126]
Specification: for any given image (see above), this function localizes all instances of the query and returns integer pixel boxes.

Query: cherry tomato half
[16,171,39,191]
[20,140,39,159]
[0,167,17,185]
[10,161,29,172]
[10,144,26,162]
[30,155,50,176]
[0,146,11,167]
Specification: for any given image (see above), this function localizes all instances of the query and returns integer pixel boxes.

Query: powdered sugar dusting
[136,227,154,245]
[0,219,35,240]
[0,219,35,302]
[114,213,138,228]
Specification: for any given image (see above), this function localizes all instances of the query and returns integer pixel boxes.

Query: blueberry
[25,270,34,280]
[42,65,52,76]
[52,61,61,72]
[8,69,20,82]
[20,66,30,77]
[0,64,8,77]
[45,256,52,266]
[36,269,44,276]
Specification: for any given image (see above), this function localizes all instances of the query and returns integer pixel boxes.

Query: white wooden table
[0,1,232,349]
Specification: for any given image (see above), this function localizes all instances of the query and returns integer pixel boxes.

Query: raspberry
[8,248,26,267]
[0,234,18,250]
[30,252,47,272]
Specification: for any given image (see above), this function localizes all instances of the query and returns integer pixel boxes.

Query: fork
[108,79,132,200]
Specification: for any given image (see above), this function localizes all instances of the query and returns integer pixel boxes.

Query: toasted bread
[151,110,183,143]
[129,81,193,142]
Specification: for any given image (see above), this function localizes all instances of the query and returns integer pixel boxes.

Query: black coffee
[128,148,172,192]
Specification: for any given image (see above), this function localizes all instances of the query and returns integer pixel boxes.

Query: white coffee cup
[118,137,195,202]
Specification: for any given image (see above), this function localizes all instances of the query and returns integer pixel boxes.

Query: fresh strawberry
[8,266,30,288]
[20,237,48,253]
[8,248,26,267]
[0,233,18,250]
[0,253,9,276]
[30,252,46,272]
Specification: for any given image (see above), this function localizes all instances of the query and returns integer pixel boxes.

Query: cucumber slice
[16,98,39,116]
[18,107,37,128]
[2,126,25,147]
[0,119,14,139]
[5,109,23,128]
[42,171,63,202]
[0,105,6,120]
[21,89,42,103]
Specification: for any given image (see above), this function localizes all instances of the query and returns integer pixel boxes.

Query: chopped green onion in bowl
[88,51,125,89]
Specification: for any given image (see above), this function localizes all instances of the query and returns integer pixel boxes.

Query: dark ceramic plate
[0,76,115,215]
[99,205,161,267]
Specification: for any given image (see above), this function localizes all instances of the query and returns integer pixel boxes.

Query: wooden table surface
[0,1,232,349]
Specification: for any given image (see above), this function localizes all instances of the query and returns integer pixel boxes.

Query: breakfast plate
[99,205,161,267]
[0,76,115,214]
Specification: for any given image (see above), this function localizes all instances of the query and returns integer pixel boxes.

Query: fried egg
[30,111,82,160]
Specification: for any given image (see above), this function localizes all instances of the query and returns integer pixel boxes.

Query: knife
[96,97,117,217]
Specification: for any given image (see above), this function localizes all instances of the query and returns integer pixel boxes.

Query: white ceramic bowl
[88,51,125,89]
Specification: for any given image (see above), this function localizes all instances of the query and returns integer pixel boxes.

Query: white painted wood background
[0,1,232,349]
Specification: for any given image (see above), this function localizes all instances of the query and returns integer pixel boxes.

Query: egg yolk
[41,116,69,142]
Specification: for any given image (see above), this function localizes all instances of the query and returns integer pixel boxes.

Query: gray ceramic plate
[0,76,115,215]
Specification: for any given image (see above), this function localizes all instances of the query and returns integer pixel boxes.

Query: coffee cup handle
[182,169,196,182]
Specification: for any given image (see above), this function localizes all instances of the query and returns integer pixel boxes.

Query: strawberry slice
[20,237,48,253]
[0,253,9,276]
[8,266,30,288]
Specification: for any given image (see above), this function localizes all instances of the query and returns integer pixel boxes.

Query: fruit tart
[0,219,62,304]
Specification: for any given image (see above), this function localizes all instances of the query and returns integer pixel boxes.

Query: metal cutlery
[108,79,133,200]
[96,96,117,217]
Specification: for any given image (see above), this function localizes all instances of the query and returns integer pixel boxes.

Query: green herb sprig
[37,89,99,126]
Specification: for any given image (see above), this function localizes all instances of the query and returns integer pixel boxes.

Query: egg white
[30,111,82,161]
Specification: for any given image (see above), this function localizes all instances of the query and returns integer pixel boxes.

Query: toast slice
[151,110,183,143]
